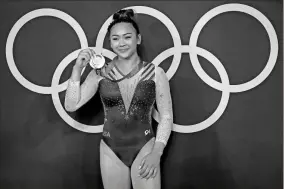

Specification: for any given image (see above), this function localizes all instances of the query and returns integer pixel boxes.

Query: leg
[100,140,131,189]
[130,137,161,189]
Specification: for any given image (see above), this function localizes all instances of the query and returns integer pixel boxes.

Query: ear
[137,34,142,45]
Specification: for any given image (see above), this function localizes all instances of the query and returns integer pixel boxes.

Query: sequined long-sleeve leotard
[64,61,173,167]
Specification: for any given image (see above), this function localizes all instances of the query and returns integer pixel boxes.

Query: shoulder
[144,62,166,76]
[155,66,166,74]
[141,62,168,83]
[139,61,155,81]
[155,66,168,81]
[142,62,156,75]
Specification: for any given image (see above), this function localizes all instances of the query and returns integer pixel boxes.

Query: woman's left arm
[139,66,173,179]
[153,66,173,154]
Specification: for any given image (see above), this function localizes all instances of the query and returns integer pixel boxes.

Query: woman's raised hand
[74,48,95,69]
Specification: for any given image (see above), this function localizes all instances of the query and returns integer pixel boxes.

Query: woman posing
[64,9,173,189]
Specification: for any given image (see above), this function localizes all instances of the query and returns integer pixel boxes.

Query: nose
[118,38,126,46]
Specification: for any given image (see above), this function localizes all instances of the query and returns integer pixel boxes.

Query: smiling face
[109,22,141,59]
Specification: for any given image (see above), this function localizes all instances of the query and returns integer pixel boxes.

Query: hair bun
[113,9,135,20]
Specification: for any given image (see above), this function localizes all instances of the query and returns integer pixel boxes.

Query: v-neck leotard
[98,61,156,167]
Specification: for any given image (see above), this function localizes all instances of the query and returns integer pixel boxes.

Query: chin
[116,51,133,59]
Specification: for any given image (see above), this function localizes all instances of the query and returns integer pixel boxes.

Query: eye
[125,36,131,39]
[112,38,118,41]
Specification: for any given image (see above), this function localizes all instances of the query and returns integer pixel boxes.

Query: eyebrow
[111,33,132,37]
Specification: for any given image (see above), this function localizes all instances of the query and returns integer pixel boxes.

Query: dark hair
[107,9,140,35]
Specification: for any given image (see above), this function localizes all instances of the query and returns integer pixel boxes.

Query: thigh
[100,140,131,189]
[130,137,161,189]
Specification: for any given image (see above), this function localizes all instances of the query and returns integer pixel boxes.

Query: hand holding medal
[75,48,105,70]
[89,53,105,69]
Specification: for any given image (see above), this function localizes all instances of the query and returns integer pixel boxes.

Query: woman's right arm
[64,48,101,112]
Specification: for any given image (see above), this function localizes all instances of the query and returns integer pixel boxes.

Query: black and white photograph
[0,0,282,188]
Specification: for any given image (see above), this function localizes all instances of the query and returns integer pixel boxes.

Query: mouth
[117,48,129,53]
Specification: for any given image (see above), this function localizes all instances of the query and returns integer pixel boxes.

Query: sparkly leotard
[99,61,156,167]
[64,59,173,167]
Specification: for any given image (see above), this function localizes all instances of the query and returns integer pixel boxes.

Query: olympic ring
[152,45,230,133]
[6,8,88,94]
[189,3,278,93]
[5,4,278,133]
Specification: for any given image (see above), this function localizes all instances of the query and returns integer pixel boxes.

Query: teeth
[89,54,105,69]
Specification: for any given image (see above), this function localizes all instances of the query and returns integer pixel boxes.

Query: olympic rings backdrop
[0,1,282,189]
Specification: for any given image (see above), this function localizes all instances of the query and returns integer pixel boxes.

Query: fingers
[139,166,156,179]
[140,167,150,178]
[139,162,147,176]
[81,48,94,55]
[79,52,91,62]
[145,167,154,179]
[76,48,96,68]
[139,158,145,171]
[137,153,160,179]
[79,48,94,61]
[152,167,157,178]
